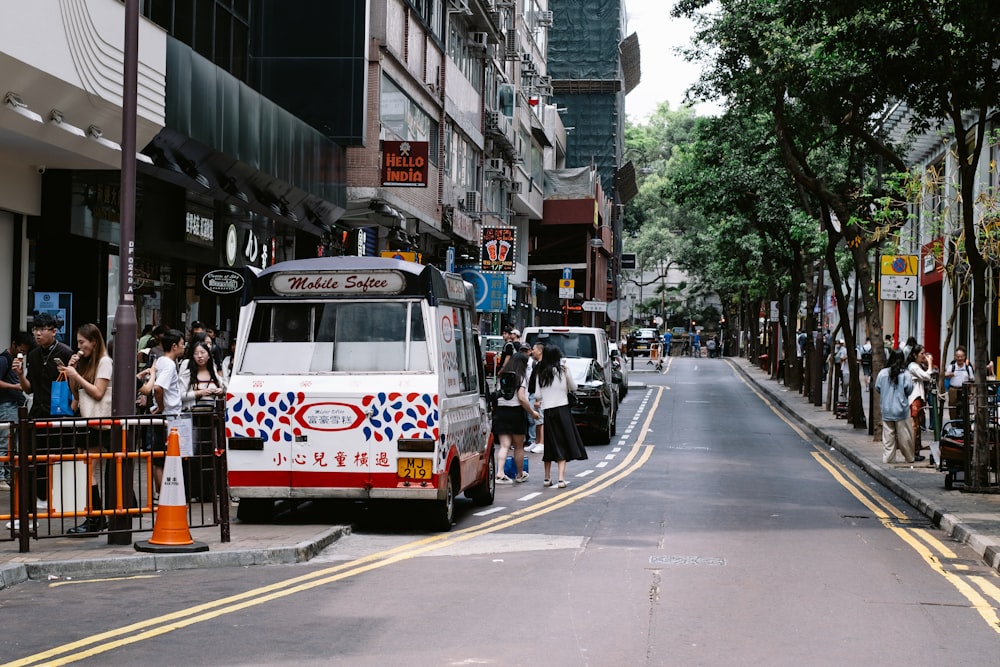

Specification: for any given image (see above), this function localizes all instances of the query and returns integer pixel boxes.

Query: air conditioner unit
[505,30,518,59]
[510,180,523,194]
[536,75,552,87]
[486,158,505,173]
[463,191,480,212]
[537,10,553,27]
[470,32,488,47]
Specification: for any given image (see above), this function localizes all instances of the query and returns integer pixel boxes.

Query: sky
[623,0,724,122]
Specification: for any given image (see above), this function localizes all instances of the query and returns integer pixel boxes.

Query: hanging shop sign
[202,269,245,295]
[480,226,516,273]
[381,140,429,187]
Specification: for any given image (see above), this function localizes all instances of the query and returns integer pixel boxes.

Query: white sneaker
[5,519,37,531]
[0,480,9,490]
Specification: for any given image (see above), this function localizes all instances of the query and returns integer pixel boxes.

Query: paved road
[2,356,999,665]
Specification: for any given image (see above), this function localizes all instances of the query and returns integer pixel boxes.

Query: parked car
[609,342,628,400]
[564,356,618,444]
[628,328,659,357]
[483,334,505,377]
[522,326,617,444]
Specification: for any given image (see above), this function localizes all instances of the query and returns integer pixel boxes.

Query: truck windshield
[240,300,430,373]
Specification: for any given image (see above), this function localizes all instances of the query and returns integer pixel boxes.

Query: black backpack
[497,371,519,401]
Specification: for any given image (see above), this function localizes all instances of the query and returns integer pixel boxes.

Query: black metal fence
[1,401,230,552]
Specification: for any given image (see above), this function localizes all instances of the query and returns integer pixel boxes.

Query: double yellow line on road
[4,388,663,667]
[731,361,1000,636]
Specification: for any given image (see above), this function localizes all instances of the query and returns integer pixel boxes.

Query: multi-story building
[1,0,624,348]
[531,0,638,329]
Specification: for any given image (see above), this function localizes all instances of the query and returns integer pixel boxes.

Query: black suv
[627,328,659,357]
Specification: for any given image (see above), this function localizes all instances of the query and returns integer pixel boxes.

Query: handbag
[564,371,578,407]
[51,370,73,416]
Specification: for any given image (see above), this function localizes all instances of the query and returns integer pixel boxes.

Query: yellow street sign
[880,255,918,276]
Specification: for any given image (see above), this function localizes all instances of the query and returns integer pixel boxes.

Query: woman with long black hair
[530,345,587,488]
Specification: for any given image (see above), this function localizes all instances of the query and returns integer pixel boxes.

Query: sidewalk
[729,358,1000,573]
[0,511,349,590]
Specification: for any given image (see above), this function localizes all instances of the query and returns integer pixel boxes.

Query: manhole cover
[649,555,726,566]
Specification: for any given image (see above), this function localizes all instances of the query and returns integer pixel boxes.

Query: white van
[225,257,495,530]
[521,326,617,444]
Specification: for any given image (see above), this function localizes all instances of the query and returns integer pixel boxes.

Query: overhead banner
[381,140,428,187]
[480,226,516,273]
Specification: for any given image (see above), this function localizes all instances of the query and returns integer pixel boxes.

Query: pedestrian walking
[875,349,916,464]
[529,345,587,488]
[525,341,546,454]
[906,344,932,464]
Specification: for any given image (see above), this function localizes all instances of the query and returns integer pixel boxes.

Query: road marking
[811,450,1000,635]
[5,394,661,667]
[731,359,1000,637]
[48,574,160,588]
[473,506,507,516]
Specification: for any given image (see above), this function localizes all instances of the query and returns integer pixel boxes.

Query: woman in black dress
[530,345,587,488]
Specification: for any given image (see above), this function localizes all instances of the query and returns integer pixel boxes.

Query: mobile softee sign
[381,140,429,187]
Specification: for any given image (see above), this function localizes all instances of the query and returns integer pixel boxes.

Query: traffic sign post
[558,279,574,299]
[879,254,918,301]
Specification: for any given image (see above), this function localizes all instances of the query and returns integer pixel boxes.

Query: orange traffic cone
[135,427,208,553]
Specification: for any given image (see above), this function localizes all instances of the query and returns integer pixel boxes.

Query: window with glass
[408,0,445,41]
[447,126,479,192]
[381,76,440,165]
[241,301,431,373]
[142,0,250,82]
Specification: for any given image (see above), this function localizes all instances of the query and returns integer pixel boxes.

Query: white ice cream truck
[226,256,494,530]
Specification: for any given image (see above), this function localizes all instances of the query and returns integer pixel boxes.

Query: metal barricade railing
[941,382,1000,492]
[1,401,230,551]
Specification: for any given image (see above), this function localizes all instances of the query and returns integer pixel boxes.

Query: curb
[729,359,1000,573]
[0,525,350,588]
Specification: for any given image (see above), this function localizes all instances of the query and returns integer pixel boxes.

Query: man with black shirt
[12,313,73,510]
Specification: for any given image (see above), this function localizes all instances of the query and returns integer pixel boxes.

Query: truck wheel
[236,499,276,523]
[466,447,496,506]
[429,469,456,531]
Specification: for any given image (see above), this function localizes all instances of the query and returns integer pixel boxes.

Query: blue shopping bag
[504,454,529,479]
[50,370,73,416]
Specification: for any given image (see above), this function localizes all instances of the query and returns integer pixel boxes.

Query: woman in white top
[529,344,588,488]
[906,344,933,463]
[64,323,113,534]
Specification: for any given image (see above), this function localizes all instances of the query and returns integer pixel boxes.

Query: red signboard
[480,227,516,273]
[381,140,429,188]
